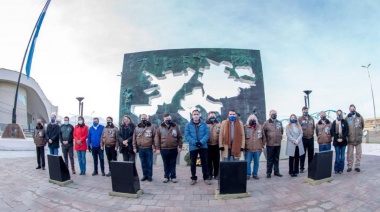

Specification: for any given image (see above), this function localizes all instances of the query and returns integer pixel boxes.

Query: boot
[72,168,76,174]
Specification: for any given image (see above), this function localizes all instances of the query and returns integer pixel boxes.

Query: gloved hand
[88,146,92,153]
[196,141,202,148]
[219,147,225,151]
[241,148,244,152]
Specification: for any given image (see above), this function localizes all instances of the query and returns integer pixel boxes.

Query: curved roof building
[0,68,57,131]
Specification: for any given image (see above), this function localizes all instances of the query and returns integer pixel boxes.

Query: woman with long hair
[285,114,305,177]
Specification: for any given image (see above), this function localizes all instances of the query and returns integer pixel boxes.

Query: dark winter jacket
[46,123,60,148]
[330,119,349,147]
[118,123,136,153]
[59,124,74,146]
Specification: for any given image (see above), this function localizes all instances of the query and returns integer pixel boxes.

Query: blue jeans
[49,147,58,155]
[139,148,153,180]
[334,145,346,172]
[77,151,86,173]
[91,147,104,173]
[245,151,261,176]
[222,148,240,161]
[161,148,178,179]
[319,144,331,152]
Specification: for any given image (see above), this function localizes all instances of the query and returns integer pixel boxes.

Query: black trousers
[36,146,45,167]
[122,148,136,162]
[190,148,209,180]
[62,144,74,169]
[207,144,220,177]
[266,146,281,175]
[289,146,300,174]
[300,137,314,170]
[105,146,117,171]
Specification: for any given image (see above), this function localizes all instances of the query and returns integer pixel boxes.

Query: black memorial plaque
[110,161,140,194]
[218,161,247,194]
[47,155,71,182]
[308,150,333,180]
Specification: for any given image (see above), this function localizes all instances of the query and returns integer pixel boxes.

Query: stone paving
[0,151,380,212]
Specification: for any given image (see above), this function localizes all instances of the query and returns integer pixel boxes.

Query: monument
[119,48,266,138]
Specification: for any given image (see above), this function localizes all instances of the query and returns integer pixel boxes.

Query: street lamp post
[303,90,312,109]
[76,97,84,117]
[361,64,377,133]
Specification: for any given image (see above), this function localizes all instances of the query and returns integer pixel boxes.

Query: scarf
[224,119,243,157]
[336,120,342,138]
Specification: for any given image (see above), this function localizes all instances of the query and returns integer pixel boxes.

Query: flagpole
[11,0,51,124]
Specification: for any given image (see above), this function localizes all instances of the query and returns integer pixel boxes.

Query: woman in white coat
[286,114,305,177]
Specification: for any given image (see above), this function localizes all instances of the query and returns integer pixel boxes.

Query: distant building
[0,68,57,131]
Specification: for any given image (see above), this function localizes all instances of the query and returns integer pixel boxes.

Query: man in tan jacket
[206,112,221,180]
[219,110,245,161]
[298,106,315,173]
[102,116,119,177]
[345,104,364,172]
[316,111,332,152]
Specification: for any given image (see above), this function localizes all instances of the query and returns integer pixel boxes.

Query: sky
[0,0,379,124]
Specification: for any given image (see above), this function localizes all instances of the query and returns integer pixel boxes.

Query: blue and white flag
[25,0,51,79]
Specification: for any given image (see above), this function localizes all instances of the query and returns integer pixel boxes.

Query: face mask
[249,120,256,125]
[337,115,342,120]
[51,118,55,123]
[209,118,216,123]
[303,112,308,116]
[93,122,99,127]
[351,111,356,116]
[107,122,112,126]
[321,116,326,121]
[271,114,277,119]
[64,121,69,125]
[165,120,172,125]
[290,119,297,124]
[193,115,200,121]
[78,120,83,125]
[124,119,130,125]
[142,120,147,125]
[229,116,236,121]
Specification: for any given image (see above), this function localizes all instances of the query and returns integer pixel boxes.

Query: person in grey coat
[286,114,305,177]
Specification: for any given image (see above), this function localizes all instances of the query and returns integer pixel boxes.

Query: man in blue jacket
[88,117,105,176]
[185,109,211,185]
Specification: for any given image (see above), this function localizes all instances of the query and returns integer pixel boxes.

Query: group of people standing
[33,104,364,184]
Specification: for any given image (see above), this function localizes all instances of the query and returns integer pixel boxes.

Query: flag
[25,0,51,79]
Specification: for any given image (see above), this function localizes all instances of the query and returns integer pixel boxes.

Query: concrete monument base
[215,189,251,200]
[109,189,143,198]
[304,177,333,185]
[48,179,73,186]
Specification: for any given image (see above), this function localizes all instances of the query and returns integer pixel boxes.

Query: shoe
[300,169,304,173]
[290,174,295,177]
[204,180,211,185]
[266,174,271,178]
[102,172,105,176]
[82,172,86,175]
[190,180,196,185]
[338,171,343,174]
[106,172,111,177]
[92,172,98,176]
[247,176,250,180]
[79,172,83,175]
[208,176,213,180]
[163,178,169,183]
[347,168,352,172]
[334,171,338,174]
[171,179,178,183]
[42,167,45,170]
[355,168,360,172]
[274,173,283,177]
[141,176,148,181]
[294,174,298,177]
[72,168,76,175]
[252,176,259,180]
[148,178,152,182]
[214,176,219,180]
[36,166,41,169]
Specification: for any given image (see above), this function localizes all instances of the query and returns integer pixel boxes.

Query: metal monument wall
[119,48,266,138]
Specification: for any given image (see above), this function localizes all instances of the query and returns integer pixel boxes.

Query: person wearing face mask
[155,113,183,183]
[33,119,46,170]
[316,111,332,152]
[118,115,136,162]
[263,109,284,178]
[46,113,60,155]
[219,109,245,161]
[330,110,348,174]
[74,116,88,175]
[133,114,156,182]
[102,116,119,177]
[244,114,265,180]
[285,114,305,177]
[59,116,75,174]
[206,111,221,180]
[298,106,315,173]
[185,110,211,185]
[88,117,105,176]
[345,104,364,172]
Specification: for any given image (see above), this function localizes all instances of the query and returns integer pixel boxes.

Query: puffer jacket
[118,123,135,153]
[244,124,264,152]
[298,115,315,139]
[185,120,209,151]
[133,121,156,150]
[316,119,332,145]
[206,120,221,146]
[345,112,364,145]
[262,119,283,146]
[155,122,183,150]
[74,124,88,151]
[102,126,119,148]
